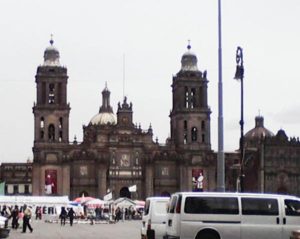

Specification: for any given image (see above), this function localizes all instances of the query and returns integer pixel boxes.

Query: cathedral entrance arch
[120,187,131,198]
[79,191,89,197]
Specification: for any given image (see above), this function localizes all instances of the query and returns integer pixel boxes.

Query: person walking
[11,205,19,229]
[115,207,121,222]
[22,205,33,233]
[59,207,67,226]
[35,206,42,220]
[67,208,76,226]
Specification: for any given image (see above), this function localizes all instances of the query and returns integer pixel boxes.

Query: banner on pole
[129,185,137,192]
[104,192,112,201]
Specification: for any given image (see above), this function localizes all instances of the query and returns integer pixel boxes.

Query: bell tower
[33,38,70,144]
[170,44,211,150]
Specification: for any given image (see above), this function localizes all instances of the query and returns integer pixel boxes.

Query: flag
[129,185,137,192]
[104,192,112,201]
[0,182,5,195]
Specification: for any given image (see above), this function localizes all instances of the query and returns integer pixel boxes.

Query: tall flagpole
[217,0,225,191]
[123,53,125,99]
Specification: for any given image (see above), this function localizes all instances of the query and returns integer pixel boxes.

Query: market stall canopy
[83,198,106,209]
[73,196,95,204]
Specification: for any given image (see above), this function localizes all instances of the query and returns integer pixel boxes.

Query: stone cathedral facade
[31,40,216,200]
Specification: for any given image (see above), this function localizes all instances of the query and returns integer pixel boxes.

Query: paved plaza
[9,219,141,239]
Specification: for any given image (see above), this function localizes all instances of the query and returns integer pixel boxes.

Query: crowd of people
[59,204,143,225]
[114,205,141,222]
[0,204,33,233]
[0,202,144,234]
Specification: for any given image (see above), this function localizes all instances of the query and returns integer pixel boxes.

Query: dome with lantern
[180,43,199,72]
[89,84,117,126]
[245,115,274,139]
[43,37,61,67]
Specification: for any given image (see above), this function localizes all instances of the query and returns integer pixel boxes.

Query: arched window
[40,117,44,128]
[48,84,55,104]
[184,120,187,131]
[201,121,205,130]
[191,127,198,142]
[184,133,187,144]
[185,87,189,108]
[48,124,55,141]
[135,152,139,165]
[202,134,205,143]
[59,117,63,129]
[191,88,196,108]
[40,130,44,139]
[59,131,63,142]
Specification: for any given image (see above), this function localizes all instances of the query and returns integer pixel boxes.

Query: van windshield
[184,197,239,214]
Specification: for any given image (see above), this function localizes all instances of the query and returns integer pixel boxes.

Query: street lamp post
[234,46,245,192]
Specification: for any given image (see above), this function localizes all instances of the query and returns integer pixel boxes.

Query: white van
[141,197,170,239]
[165,192,300,239]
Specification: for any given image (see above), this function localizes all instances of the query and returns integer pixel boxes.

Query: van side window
[242,198,279,215]
[184,197,239,214]
[169,196,177,213]
[285,199,300,216]
[144,200,150,215]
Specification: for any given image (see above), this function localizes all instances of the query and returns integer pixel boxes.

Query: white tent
[113,197,136,209]
[0,195,69,207]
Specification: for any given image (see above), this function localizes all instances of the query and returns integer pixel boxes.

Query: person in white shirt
[197,173,204,192]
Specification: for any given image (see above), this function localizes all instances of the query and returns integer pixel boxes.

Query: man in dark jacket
[11,205,19,229]
[67,208,76,226]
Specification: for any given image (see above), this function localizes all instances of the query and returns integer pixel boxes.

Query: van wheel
[196,231,219,239]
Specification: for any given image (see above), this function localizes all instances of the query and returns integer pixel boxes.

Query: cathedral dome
[90,112,117,125]
[245,116,274,139]
[43,38,61,66]
[180,44,199,72]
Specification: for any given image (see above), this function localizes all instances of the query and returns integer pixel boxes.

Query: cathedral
[31,39,216,200]
[1,39,300,199]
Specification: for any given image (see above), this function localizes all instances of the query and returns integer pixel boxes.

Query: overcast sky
[1,0,300,163]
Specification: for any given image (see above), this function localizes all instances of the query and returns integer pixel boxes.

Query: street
[9,219,141,239]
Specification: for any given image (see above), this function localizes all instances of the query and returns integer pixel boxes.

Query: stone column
[62,165,70,196]
[97,165,107,198]
[206,166,216,191]
[259,143,265,193]
[145,164,154,198]
[187,167,193,191]
[179,165,188,191]
[32,164,41,195]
